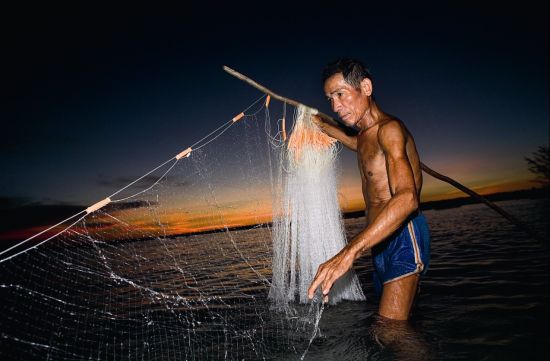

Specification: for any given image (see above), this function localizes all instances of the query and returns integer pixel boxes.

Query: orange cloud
[1,160,538,244]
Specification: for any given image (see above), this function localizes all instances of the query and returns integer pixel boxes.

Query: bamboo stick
[223,65,543,242]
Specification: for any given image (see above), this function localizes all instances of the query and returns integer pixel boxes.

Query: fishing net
[269,105,365,305]
[0,95,365,360]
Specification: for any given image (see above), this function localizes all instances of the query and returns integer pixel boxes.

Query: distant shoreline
[0,188,547,243]
[343,187,548,218]
[139,187,550,237]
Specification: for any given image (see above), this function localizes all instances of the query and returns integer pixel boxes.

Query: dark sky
[1,1,548,210]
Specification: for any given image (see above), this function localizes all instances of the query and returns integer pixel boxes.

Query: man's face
[323,73,370,128]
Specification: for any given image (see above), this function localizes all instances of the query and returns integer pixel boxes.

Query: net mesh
[269,105,365,305]
[0,97,361,360]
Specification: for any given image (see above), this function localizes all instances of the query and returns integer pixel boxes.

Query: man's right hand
[311,114,322,126]
[312,114,358,151]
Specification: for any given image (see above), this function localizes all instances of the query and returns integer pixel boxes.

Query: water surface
[1,198,548,360]
[307,198,549,360]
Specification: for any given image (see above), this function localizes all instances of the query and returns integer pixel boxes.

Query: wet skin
[307,73,423,320]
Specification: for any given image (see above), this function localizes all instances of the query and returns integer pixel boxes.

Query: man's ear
[360,78,373,96]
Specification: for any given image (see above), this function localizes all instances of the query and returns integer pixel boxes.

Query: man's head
[322,58,374,128]
[322,58,372,89]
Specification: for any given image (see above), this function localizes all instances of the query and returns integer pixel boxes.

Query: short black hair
[322,58,372,88]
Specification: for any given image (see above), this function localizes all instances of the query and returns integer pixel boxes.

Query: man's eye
[337,92,343,97]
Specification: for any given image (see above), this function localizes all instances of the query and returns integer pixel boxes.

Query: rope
[0,210,87,258]
[111,159,179,203]
[0,95,268,263]
[0,213,89,263]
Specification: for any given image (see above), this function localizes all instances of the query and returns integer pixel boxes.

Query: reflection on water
[1,199,548,360]
[130,198,549,360]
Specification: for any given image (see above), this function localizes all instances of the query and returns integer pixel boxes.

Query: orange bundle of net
[286,106,336,161]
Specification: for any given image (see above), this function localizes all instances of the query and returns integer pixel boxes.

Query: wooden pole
[223,65,543,242]
[420,163,542,242]
[223,66,340,127]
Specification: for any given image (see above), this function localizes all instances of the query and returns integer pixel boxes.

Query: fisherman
[307,58,430,320]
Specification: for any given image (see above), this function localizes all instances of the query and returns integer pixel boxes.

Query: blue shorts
[372,213,430,296]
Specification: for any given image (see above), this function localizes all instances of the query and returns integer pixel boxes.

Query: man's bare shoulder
[377,118,407,145]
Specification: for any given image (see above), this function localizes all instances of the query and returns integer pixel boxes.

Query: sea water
[1,198,548,360]
[304,198,549,360]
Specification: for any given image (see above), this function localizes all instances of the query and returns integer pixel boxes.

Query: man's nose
[331,99,342,113]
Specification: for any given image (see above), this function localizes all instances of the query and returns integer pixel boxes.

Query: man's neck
[357,100,384,132]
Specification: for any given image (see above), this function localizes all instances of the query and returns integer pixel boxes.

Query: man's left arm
[351,121,420,252]
[307,121,419,299]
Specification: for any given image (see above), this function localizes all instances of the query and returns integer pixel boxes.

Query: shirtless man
[307,58,430,320]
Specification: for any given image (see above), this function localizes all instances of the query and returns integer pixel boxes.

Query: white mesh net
[0,96,364,360]
[269,105,365,305]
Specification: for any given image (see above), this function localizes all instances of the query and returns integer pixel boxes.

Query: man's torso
[356,118,423,224]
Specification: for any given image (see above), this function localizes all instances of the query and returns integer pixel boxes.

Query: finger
[313,265,324,280]
[322,271,337,296]
[308,274,323,299]
[308,270,327,299]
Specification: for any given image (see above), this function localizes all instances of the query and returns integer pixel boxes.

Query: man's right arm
[312,115,357,151]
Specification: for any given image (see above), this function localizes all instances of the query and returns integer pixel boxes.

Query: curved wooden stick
[420,163,541,242]
[223,65,542,242]
[224,66,334,125]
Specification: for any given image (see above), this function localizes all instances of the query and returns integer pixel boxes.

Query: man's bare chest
[357,134,386,179]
